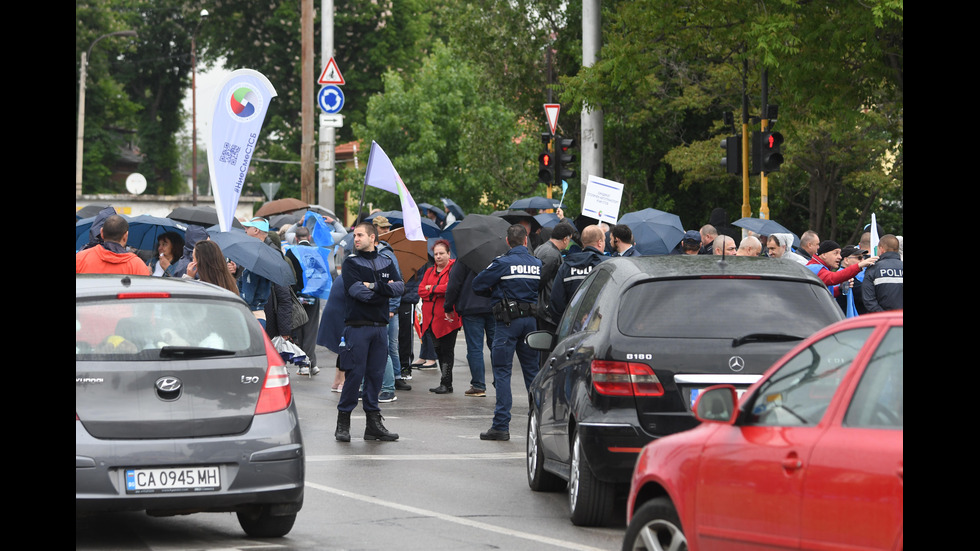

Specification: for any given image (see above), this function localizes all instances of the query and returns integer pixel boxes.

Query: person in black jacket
[445,261,496,397]
[334,222,404,443]
[549,225,607,320]
[862,234,903,312]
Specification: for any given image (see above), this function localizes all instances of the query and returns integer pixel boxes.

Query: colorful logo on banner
[229,86,263,120]
[207,70,277,232]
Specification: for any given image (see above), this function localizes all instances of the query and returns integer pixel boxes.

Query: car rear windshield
[76,297,262,359]
[618,278,841,338]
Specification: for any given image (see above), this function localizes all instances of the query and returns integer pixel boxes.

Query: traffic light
[720,135,741,175]
[537,133,555,184]
[557,136,576,181]
[751,130,784,174]
[538,151,555,184]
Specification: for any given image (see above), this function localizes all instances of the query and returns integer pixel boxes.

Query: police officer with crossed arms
[472,224,542,441]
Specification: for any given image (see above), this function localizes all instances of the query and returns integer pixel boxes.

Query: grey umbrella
[451,214,512,273]
[206,227,296,286]
[509,196,559,211]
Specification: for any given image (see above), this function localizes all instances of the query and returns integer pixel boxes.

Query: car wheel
[237,506,297,538]
[527,410,565,492]
[622,497,687,551]
[568,431,614,526]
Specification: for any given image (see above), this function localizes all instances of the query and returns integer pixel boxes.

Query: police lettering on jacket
[472,245,541,304]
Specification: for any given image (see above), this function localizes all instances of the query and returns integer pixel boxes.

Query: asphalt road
[76,329,628,550]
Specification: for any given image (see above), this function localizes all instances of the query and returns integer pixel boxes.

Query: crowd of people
[77,204,903,443]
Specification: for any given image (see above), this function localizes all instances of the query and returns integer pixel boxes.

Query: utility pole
[300,0,315,204]
[741,60,751,220]
[580,0,603,199]
[318,0,337,213]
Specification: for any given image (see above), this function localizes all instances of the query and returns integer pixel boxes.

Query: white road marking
[306,452,524,461]
[306,481,609,551]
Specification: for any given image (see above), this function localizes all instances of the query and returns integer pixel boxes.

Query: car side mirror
[694,385,738,424]
[525,330,556,352]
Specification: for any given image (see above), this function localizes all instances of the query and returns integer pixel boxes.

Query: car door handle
[782,452,803,472]
[565,348,575,359]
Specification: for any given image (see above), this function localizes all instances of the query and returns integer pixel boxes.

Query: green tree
[76,1,143,194]
[560,0,903,238]
[346,42,539,216]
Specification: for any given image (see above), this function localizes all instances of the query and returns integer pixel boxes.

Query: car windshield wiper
[732,333,805,348]
[159,346,237,358]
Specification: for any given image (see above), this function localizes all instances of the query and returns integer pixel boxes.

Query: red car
[623,311,903,551]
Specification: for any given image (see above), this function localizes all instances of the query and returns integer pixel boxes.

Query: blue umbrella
[618,208,685,255]
[438,220,460,257]
[368,210,442,238]
[534,212,561,229]
[733,217,799,248]
[510,196,559,211]
[440,198,465,220]
[75,214,188,252]
[418,203,446,221]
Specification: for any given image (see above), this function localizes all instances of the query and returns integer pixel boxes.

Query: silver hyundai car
[75,274,304,537]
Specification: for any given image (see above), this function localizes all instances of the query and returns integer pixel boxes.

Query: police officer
[334,222,404,442]
[549,224,608,320]
[472,224,542,441]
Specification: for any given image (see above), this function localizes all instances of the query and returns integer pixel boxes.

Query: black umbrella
[452,214,512,273]
[168,206,244,229]
[206,227,296,286]
[76,204,113,220]
[492,210,542,233]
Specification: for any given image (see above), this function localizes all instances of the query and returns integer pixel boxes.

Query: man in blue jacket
[472,224,542,441]
[334,222,405,443]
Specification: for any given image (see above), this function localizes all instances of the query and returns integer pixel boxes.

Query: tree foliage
[561,0,903,238]
[346,42,539,216]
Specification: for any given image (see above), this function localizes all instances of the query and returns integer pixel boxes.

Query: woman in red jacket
[418,239,463,394]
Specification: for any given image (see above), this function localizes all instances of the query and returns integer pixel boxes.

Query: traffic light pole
[759,69,770,221]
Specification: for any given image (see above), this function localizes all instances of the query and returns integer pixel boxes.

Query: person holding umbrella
[418,239,463,394]
[472,224,542,441]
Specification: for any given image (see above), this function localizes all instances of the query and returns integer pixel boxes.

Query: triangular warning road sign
[318,57,345,85]
[544,103,560,135]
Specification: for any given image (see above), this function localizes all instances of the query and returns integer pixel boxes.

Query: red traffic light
[539,152,553,166]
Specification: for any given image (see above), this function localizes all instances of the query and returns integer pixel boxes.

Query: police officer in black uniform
[472,224,542,441]
[549,224,608,320]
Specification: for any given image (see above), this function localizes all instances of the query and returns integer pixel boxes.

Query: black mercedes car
[524,255,845,526]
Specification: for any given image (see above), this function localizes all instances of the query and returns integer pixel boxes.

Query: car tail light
[255,334,292,415]
[591,360,664,397]
[116,292,171,299]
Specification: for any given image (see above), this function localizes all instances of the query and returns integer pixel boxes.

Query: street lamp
[191,9,209,206]
[76,30,138,198]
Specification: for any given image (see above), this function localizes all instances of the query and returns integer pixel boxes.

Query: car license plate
[125,466,220,494]
[689,387,747,409]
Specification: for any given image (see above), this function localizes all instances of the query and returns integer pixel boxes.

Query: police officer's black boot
[335,411,351,442]
[364,411,399,441]
[429,362,453,394]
